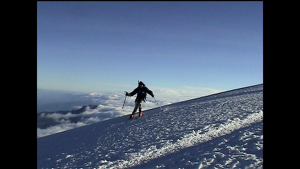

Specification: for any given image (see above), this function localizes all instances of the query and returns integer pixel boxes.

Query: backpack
[137,89,147,101]
[137,81,147,101]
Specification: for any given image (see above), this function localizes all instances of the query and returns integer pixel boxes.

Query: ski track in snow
[37,84,263,169]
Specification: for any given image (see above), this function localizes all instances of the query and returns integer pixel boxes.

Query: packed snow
[37,84,263,169]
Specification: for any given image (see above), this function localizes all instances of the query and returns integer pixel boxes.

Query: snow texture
[37,84,263,169]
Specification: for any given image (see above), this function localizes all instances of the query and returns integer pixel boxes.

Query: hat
[139,81,144,85]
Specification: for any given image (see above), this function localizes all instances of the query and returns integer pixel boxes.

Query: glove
[126,92,130,96]
[151,94,154,97]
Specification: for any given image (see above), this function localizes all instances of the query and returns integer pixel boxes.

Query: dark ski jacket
[128,86,154,102]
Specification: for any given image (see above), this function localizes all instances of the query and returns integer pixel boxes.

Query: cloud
[42,112,78,120]
[180,86,225,98]
[37,122,87,138]
[151,86,224,104]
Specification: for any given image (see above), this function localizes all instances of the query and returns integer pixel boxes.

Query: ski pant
[131,99,143,115]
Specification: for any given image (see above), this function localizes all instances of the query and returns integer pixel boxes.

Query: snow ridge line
[98,110,263,169]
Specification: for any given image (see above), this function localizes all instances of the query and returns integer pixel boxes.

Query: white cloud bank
[153,86,224,104]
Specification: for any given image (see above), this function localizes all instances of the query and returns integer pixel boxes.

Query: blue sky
[37,1,263,94]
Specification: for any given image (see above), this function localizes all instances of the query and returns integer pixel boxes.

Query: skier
[126,81,154,119]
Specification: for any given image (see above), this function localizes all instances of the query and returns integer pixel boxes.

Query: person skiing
[126,81,154,119]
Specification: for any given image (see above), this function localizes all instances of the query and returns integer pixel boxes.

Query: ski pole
[153,97,164,113]
[121,92,127,114]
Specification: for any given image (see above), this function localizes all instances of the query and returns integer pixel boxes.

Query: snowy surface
[37,84,263,169]
[37,89,224,138]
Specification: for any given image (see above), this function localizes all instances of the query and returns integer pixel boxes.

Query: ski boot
[139,108,143,117]
[129,114,134,119]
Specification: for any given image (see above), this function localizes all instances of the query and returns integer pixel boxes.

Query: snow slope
[37,84,263,169]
